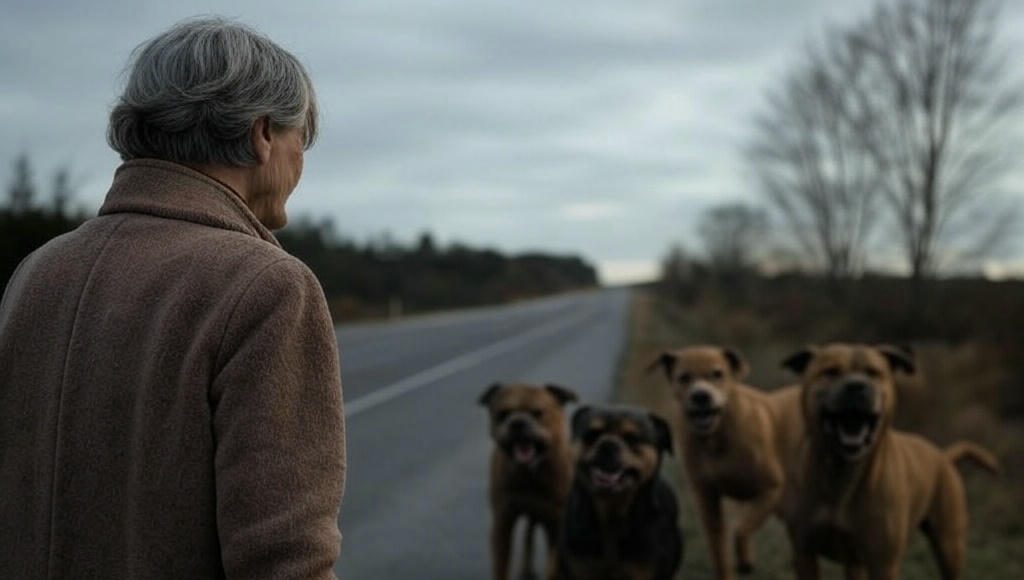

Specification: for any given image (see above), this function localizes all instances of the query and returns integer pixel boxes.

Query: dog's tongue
[514,444,536,463]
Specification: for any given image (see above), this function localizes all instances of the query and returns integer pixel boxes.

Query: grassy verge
[614,290,1023,579]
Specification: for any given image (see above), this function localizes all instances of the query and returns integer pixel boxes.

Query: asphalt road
[333,288,631,579]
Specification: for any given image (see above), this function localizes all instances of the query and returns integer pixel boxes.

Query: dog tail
[945,442,1000,475]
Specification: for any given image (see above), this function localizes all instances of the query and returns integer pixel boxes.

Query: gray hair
[107,17,318,166]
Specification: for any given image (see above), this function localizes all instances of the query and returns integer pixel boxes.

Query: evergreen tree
[8,153,35,214]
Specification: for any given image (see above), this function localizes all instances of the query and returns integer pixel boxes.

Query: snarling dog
[558,405,682,580]
[481,382,579,580]
[648,346,803,580]
[782,343,1000,580]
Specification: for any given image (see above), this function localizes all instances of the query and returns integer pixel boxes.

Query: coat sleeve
[211,256,345,580]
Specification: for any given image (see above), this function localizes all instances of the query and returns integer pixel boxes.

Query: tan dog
[480,382,578,580]
[648,346,803,580]
[782,343,999,580]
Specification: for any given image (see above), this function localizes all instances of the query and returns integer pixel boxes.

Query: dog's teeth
[839,424,870,446]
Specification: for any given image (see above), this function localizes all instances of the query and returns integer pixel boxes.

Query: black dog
[558,405,683,580]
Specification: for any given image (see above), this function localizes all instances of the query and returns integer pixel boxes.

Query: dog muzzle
[822,409,880,461]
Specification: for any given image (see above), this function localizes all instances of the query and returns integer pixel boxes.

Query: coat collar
[98,158,281,247]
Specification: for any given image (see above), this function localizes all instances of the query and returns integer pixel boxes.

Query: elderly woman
[0,18,345,580]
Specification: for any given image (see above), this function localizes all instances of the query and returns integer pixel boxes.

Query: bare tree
[747,34,883,279]
[659,243,703,304]
[660,243,692,284]
[850,0,1020,279]
[698,202,770,274]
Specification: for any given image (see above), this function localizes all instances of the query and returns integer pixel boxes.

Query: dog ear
[875,345,916,375]
[894,344,915,357]
[545,383,579,406]
[722,347,749,379]
[478,382,502,406]
[570,405,592,440]
[648,412,674,456]
[781,347,816,375]
[645,350,677,381]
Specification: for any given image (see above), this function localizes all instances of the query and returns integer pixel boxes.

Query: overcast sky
[2,0,1023,283]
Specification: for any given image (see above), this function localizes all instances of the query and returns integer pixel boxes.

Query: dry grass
[615,290,1024,579]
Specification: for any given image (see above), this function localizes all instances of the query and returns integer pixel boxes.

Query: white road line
[345,306,595,418]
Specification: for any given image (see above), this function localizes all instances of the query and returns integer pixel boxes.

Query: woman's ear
[251,117,273,165]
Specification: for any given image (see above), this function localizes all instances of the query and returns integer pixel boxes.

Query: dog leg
[696,487,732,580]
[924,530,963,580]
[921,464,968,580]
[866,562,900,580]
[543,553,559,580]
[492,512,515,580]
[733,484,782,574]
[793,553,820,580]
[544,549,561,580]
[922,519,964,580]
[519,518,537,580]
[787,525,819,580]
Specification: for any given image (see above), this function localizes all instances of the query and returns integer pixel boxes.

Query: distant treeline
[277,222,598,320]
[1,155,598,320]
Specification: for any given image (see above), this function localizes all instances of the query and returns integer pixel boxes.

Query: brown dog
[480,382,579,580]
[782,343,999,580]
[648,346,803,580]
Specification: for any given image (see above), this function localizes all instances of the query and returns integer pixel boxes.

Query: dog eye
[530,409,543,419]
[710,369,724,380]
[582,429,601,445]
[864,367,882,378]
[678,373,692,384]
[496,411,510,422]
[623,433,641,448]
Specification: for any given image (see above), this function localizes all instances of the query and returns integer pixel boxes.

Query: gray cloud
[2,0,1023,282]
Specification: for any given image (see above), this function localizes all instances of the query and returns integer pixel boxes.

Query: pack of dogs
[480,343,999,580]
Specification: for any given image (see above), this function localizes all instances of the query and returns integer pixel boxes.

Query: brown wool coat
[0,159,346,579]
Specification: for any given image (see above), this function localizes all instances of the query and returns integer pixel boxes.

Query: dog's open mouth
[823,410,879,459]
[513,442,538,464]
[686,407,722,432]
[587,464,639,493]
[505,439,546,466]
